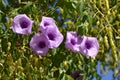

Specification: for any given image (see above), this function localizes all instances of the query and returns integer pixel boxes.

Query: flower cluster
[65,32,99,58]
[12,14,63,55]
[30,16,63,55]
[12,14,99,58]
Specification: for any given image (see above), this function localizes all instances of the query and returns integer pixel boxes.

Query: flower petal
[44,26,63,48]
[12,14,33,35]
[39,16,57,33]
[79,36,99,58]
[65,31,82,53]
[30,33,49,56]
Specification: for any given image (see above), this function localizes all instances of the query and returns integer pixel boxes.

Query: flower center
[38,41,46,48]
[71,39,76,45]
[85,41,91,49]
[44,21,49,26]
[20,19,29,28]
[48,33,55,40]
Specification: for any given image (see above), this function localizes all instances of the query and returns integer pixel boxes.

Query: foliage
[0,0,120,80]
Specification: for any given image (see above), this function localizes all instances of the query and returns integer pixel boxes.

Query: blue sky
[95,61,115,80]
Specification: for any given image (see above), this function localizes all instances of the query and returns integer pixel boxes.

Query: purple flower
[43,26,63,48]
[65,32,83,53]
[79,36,99,58]
[39,16,63,49]
[30,33,49,56]
[39,16,58,33]
[12,14,33,35]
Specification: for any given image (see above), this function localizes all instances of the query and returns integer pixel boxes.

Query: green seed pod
[34,58,38,66]
[9,66,15,76]
[118,29,120,33]
[112,11,116,19]
[93,0,96,4]
[21,72,25,77]
[101,45,104,54]
[100,24,104,29]
[105,0,109,13]
[21,46,26,52]
[110,39,116,50]
[113,53,118,62]
[115,21,119,29]
[7,42,11,51]
[51,67,58,72]
[14,78,18,80]
[91,28,98,35]
[60,7,63,14]
[110,38,117,56]
[96,20,100,26]
[63,61,68,66]
[63,61,69,71]
[107,27,117,59]
[118,52,120,59]
[0,39,2,52]
[114,69,119,77]
[34,67,38,72]
[10,18,13,24]
[107,27,112,38]
[39,55,42,60]
[104,36,109,49]
[17,59,22,66]
[17,66,24,72]
[91,57,95,62]
[7,54,13,65]
[118,14,120,21]
[107,10,110,15]
[29,55,33,59]
[99,37,104,53]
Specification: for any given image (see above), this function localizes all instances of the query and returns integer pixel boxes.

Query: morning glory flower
[39,16,63,48]
[30,33,49,56]
[39,16,58,33]
[12,14,33,34]
[65,32,83,53]
[79,36,99,58]
[43,26,64,49]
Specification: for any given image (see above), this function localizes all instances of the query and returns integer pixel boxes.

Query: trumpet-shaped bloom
[12,14,33,34]
[39,16,63,49]
[65,32,83,53]
[79,36,99,58]
[30,33,49,56]
[43,26,63,48]
[39,16,58,33]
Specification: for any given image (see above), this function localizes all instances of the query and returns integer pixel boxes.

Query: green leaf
[62,74,74,80]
